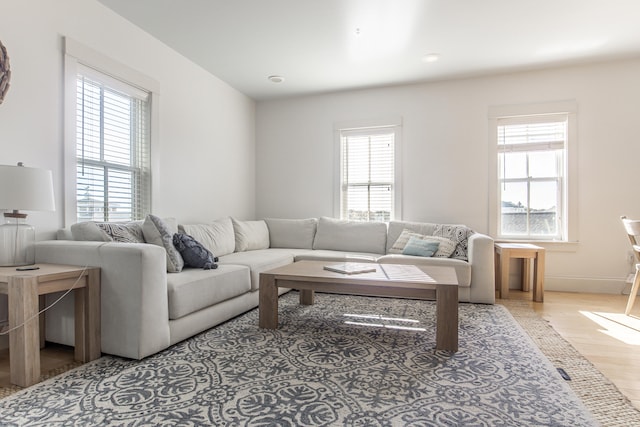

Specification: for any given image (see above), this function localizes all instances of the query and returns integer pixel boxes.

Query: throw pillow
[142,215,184,273]
[402,236,440,257]
[173,233,219,270]
[70,222,113,242]
[231,218,270,252]
[97,222,145,243]
[389,229,457,258]
[433,224,475,261]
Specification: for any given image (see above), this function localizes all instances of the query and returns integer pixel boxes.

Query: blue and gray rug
[0,292,597,426]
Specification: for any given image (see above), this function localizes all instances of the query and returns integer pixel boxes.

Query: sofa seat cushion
[376,254,471,287]
[218,249,295,291]
[167,264,250,320]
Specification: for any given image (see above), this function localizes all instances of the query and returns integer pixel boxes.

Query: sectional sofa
[35,216,495,360]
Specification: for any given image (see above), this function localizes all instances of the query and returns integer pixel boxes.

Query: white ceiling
[98,0,640,101]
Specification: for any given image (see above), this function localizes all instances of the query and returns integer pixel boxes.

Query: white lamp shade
[0,164,55,212]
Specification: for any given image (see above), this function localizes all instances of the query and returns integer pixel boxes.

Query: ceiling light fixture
[421,53,440,63]
[268,75,285,83]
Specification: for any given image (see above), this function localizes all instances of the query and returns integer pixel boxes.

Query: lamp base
[0,215,35,266]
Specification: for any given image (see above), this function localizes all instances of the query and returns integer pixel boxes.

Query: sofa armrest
[35,240,170,359]
[467,233,495,304]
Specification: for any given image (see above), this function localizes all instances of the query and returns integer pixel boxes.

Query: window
[75,66,150,222]
[338,126,398,221]
[64,38,157,226]
[496,114,567,240]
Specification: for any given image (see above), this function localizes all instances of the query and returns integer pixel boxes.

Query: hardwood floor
[1,291,639,412]
[501,290,640,411]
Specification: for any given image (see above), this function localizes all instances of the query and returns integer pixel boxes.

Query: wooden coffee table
[259,261,459,352]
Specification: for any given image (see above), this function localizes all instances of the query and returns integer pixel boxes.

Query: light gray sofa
[35,216,495,360]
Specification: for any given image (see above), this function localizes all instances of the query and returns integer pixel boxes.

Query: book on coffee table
[323,263,377,275]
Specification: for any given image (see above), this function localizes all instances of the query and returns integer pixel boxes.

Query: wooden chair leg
[625,268,640,315]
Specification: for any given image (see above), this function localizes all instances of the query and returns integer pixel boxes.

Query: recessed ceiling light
[268,75,285,83]
[421,53,440,63]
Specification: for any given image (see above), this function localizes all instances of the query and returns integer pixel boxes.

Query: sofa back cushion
[70,222,113,242]
[265,218,317,249]
[312,217,387,254]
[387,221,437,253]
[179,217,236,257]
[231,218,270,252]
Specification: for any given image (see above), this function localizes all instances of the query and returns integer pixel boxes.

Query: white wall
[256,58,640,294]
[0,0,256,345]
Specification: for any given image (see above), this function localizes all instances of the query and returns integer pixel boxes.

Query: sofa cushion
[219,249,294,291]
[179,217,235,257]
[389,229,457,258]
[142,215,184,273]
[167,264,250,319]
[232,218,270,252]
[265,218,317,249]
[386,221,437,253]
[313,217,387,254]
[70,222,112,242]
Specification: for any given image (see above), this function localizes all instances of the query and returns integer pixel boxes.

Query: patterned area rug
[0,292,598,426]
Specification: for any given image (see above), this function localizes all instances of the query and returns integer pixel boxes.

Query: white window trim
[488,100,578,244]
[333,117,402,221]
[63,37,160,227]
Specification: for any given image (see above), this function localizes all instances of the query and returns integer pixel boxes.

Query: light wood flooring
[1,291,639,411]
[501,290,640,411]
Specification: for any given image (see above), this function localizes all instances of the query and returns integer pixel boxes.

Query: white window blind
[340,128,395,221]
[76,64,150,222]
[497,114,567,239]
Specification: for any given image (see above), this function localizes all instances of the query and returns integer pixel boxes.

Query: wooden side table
[495,243,545,302]
[0,264,100,387]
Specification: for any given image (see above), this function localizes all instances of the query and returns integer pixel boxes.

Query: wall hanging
[0,40,10,105]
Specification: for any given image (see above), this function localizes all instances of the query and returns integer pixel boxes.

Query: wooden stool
[495,243,545,302]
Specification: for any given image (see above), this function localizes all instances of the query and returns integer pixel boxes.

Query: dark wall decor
[0,40,10,105]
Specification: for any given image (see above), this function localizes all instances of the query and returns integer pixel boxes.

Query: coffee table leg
[300,289,314,305]
[436,283,458,352]
[259,274,278,329]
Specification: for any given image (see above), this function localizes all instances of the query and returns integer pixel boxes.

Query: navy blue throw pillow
[172,233,219,270]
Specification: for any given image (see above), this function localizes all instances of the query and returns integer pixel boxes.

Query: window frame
[488,101,578,243]
[333,117,402,222]
[63,37,160,227]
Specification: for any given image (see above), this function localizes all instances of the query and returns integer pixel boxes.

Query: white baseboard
[544,276,630,295]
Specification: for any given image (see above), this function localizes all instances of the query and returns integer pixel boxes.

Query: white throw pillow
[142,215,184,273]
[179,217,236,257]
[231,218,270,252]
[70,222,112,242]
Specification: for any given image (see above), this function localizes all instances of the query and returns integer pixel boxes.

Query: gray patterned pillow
[142,215,184,273]
[433,224,475,261]
[97,222,145,243]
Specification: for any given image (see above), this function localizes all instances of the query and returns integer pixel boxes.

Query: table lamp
[0,162,55,266]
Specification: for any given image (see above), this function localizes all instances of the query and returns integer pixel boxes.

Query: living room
[1,0,640,424]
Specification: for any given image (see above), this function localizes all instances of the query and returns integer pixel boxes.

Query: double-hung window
[338,125,399,221]
[64,38,156,226]
[497,114,567,240]
[75,66,150,222]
